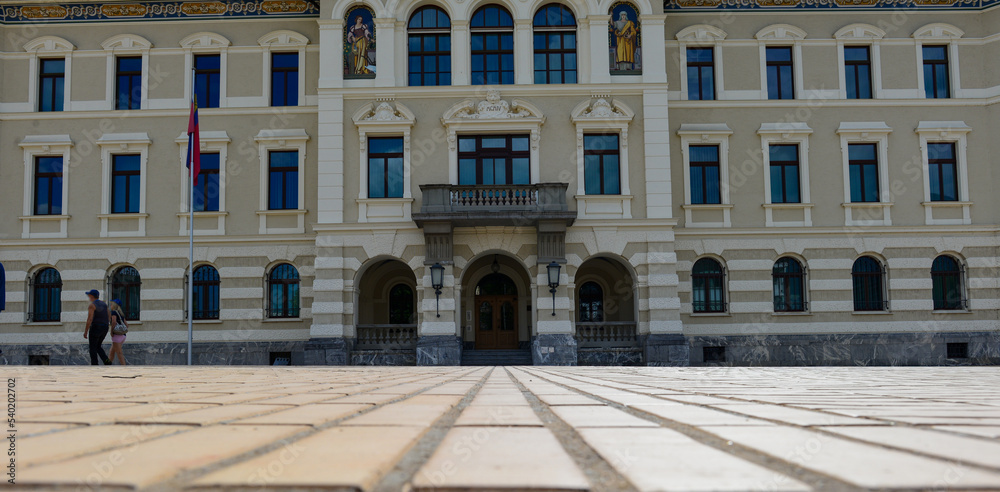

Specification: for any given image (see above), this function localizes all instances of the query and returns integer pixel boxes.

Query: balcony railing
[414,183,575,227]
[356,324,418,350]
[576,321,639,348]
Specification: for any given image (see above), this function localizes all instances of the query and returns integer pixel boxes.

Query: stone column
[532,261,577,365]
[306,233,351,365]
[452,20,470,86]
[641,228,688,366]
[588,15,611,85]
[514,19,533,85]
[374,18,396,87]
[417,262,461,365]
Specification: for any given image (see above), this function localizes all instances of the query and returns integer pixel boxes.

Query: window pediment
[912,23,964,39]
[755,24,806,41]
[353,101,415,130]
[179,32,231,49]
[258,30,309,47]
[571,98,634,125]
[676,25,726,42]
[835,23,886,40]
[23,36,75,53]
[442,89,544,124]
[101,34,152,51]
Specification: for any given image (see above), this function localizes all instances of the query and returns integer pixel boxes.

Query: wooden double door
[475,295,519,350]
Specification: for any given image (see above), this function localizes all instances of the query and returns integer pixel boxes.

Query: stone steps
[461,349,533,366]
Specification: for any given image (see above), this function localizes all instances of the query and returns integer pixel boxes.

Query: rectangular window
[922,45,950,99]
[408,30,452,87]
[38,59,65,112]
[271,52,299,106]
[194,54,221,108]
[533,31,577,84]
[689,145,721,204]
[686,48,715,101]
[844,46,872,99]
[33,156,64,215]
[268,150,299,210]
[766,47,794,100]
[583,134,620,195]
[111,154,141,213]
[115,56,142,110]
[470,33,514,85]
[368,137,404,198]
[457,135,530,185]
[769,144,800,203]
[194,153,220,212]
[928,142,958,202]
[848,143,879,203]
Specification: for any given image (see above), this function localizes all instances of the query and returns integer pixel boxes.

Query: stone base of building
[689,331,1000,366]
[303,338,352,366]
[531,334,578,366]
[416,336,462,366]
[1,341,307,366]
[642,334,691,366]
[577,347,643,366]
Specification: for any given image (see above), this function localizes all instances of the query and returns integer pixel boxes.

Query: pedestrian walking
[107,299,129,365]
[83,289,112,365]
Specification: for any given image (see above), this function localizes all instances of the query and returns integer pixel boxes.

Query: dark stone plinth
[642,334,690,366]
[416,336,462,366]
[351,350,417,366]
[303,338,351,366]
[690,331,1000,366]
[577,348,643,366]
[1,341,307,366]
[532,334,577,366]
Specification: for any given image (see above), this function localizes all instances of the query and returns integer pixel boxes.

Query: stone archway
[460,253,532,350]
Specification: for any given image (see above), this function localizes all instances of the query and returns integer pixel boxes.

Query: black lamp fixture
[430,263,444,318]
[491,254,500,274]
[546,261,561,316]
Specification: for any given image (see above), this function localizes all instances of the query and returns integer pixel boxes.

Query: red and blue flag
[186,96,200,185]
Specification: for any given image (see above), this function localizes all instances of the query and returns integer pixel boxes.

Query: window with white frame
[101,34,151,111]
[175,131,230,235]
[258,30,309,107]
[352,101,415,223]
[755,25,805,101]
[834,24,885,100]
[19,135,73,239]
[23,36,75,113]
[758,122,812,227]
[678,124,732,228]
[255,129,309,234]
[837,122,892,226]
[913,24,964,99]
[676,25,726,101]
[570,97,634,219]
[915,121,971,225]
[180,33,230,109]
[97,133,151,237]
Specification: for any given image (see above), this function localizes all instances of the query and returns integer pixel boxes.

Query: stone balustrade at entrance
[576,321,639,348]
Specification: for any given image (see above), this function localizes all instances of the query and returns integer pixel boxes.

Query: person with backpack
[107,299,128,365]
[83,290,111,365]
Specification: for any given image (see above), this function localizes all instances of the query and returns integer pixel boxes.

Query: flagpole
[187,67,195,366]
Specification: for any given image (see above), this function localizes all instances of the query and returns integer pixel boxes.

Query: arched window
[532,4,576,84]
[408,6,451,86]
[110,266,141,320]
[692,258,725,313]
[470,5,514,85]
[772,257,805,312]
[31,268,62,322]
[932,255,965,310]
[852,256,886,311]
[192,265,220,320]
[388,283,415,324]
[268,263,300,318]
[578,281,603,322]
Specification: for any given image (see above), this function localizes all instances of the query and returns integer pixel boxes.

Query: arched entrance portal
[474,273,519,349]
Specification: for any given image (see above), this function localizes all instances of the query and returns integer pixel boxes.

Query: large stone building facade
[0,0,997,365]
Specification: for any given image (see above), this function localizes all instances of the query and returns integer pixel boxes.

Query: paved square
[5,366,1000,491]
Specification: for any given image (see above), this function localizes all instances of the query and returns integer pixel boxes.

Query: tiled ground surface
[5,366,1000,491]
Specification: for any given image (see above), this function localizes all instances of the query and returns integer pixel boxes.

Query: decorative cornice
[0,0,318,24]
[666,0,995,10]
